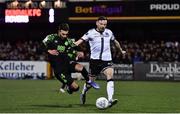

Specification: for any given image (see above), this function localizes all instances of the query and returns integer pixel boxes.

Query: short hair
[97,16,107,21]
[58,23,69,31]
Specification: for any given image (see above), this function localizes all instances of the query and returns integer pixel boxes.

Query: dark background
[1,21,180,42]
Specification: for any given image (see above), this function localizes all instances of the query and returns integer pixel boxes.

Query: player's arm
[73,39,85,60]
[66,38,84,60]
[72,32,89,59]
[67,38,82,51]
[42,35,59,56]
[75,51,84,60]
[114,39,126,54]
[47,50,59,56]
[74,38,84,46]
[75,30,90,46]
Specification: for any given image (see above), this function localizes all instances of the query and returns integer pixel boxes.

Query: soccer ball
[96,97,109,109]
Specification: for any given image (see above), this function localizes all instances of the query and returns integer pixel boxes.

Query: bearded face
[58,30,69,40]
[96,20,107,32]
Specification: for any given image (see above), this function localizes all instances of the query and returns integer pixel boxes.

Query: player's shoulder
[46,33,58,40]
[105,28,113,33]
[86,28,95,34]
[43,34,58,43]
[67,38,74,42]
[46,33,58,38]
[84,28,97,36]
[88,28,95,32]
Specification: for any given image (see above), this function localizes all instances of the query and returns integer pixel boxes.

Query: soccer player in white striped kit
[75,16,126,108]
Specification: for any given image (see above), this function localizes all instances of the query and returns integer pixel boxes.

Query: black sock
[107,79,114,82]
[81,67,89,82]
[55,74,62,82]
[61,83,66,89]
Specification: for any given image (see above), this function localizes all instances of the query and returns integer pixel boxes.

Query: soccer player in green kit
[42,23,99,94]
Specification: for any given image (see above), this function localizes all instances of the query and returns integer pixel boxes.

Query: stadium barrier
[95,62,180,81]
[1,61,180,81]
[0,61,52,79]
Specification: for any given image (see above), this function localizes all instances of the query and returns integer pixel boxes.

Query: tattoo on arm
[114,40,123,52]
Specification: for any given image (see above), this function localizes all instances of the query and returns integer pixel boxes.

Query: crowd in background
[0,40,47,61]
[113,40,180,63]
[0,40,179,63]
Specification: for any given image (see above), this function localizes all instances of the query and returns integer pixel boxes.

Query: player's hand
[121,50,126,55]
[76,51,84,60]
[48,50,59,56]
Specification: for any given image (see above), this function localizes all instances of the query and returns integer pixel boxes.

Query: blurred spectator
[0,40,47,61]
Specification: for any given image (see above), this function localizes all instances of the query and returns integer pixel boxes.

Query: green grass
[0,79,180,113]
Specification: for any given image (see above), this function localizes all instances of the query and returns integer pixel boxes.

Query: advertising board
[134,62,180,81]
[0,61,51,79]
[68,1,180,21]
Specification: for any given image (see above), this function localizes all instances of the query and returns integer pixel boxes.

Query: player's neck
[96,28,104,34]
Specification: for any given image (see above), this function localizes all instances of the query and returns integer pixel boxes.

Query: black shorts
[50,60,78,86]
[90,59,113,76]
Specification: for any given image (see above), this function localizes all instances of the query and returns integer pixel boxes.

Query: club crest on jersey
[105,32,109,37]
[57,45,65,52]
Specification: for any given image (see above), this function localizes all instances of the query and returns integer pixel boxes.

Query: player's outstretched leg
[106,78,118,108]
[80,83,92,104]
[80,67,100,89]
[80,78,100,104]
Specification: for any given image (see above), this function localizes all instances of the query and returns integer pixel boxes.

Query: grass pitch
[0,79,180,113]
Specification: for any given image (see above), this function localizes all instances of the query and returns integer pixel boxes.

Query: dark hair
[58,23,69,31]
[97,16,107,21]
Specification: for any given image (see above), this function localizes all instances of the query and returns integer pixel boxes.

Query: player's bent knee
[67,86,79,94]
[75,64,83,71]
[68,85,79,94]
[73,86,79,92]
[103,68,114,79]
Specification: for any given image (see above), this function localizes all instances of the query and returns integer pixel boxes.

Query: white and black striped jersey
[82,28,115,61]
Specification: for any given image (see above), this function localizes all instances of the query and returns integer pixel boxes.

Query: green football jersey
[43,34,77,60]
